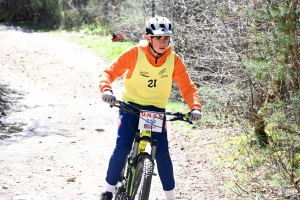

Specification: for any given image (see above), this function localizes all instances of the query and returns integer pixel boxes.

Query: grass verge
[51,30,136,63]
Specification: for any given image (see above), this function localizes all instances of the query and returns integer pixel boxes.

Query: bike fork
[151,140,158,161]
[125,136,140,197]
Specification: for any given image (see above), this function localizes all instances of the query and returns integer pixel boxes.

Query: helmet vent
[151,24,156,31]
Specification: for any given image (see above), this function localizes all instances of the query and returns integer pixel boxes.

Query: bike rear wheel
[131,154,153,200]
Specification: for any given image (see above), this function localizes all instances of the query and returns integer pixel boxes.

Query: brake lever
[186,119,193,124]
[169,116,192,124]
[119,101,135,113]
[179,117,193,124]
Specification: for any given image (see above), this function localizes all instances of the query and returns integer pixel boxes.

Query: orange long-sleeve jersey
[99,40,202,111]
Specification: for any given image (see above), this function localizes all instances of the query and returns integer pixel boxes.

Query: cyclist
[99,16,202,200]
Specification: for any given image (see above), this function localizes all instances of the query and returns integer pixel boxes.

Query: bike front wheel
[114,184,126,200]
[114,159,128,200]
[131,154,154,200]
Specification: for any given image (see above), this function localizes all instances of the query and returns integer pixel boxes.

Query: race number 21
[148,79,157,88]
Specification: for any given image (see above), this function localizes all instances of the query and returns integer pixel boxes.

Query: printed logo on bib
[139,71,149,77]
[159,68,166,75]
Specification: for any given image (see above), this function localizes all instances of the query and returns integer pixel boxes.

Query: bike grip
[184,113,190,119]
[184,113,193,124]
[109,99,118,108]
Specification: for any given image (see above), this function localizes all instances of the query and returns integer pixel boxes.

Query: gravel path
[0,24,230,200]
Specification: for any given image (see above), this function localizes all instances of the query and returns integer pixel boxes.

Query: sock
[105,182,115,193]
[164,189,175,200]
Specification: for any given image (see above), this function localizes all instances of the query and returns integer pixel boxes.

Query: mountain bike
[111,100,191,200]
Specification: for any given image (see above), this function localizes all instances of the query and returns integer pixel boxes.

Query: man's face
[149,36,170,54]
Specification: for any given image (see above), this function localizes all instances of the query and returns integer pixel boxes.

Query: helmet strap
[149,42,162,64]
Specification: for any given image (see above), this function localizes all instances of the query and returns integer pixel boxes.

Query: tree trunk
[254,79,278,146]
[151,0,155,17]
[254,107,269,147]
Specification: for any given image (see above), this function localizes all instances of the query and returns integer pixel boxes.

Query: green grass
[52,30,136,63]
[82,23,108,36]
[218,129,296,199]
[78,35,134,62]
[166,101,190,113]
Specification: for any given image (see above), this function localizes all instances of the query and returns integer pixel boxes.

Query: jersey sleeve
[99,46,138,92]
[172,55,202,111]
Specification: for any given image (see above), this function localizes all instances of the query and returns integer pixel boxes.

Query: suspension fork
[126,134,140,197]
[151,140,158,161]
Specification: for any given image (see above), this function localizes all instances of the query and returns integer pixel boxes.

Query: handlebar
[111,99,192,124]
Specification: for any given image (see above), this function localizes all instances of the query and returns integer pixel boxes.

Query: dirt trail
[0,25,228,200]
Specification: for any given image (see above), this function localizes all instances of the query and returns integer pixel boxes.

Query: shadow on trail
[0,23,35,34]
[0,85,60,143]
[0,83,111,144]
[0,84,29,115]
[0,84,29,140]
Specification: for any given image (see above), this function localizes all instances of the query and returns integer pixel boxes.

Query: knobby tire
[114,184,126,200]
[114,160,127,200]
[132,154,153,200]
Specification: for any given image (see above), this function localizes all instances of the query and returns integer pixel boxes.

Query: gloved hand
[102,89,116,105]
[189,109,202,122]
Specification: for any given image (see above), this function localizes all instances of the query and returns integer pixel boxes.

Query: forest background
[1,0,300,199]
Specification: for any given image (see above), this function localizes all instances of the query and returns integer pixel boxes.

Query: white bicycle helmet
[145,17,174,36]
